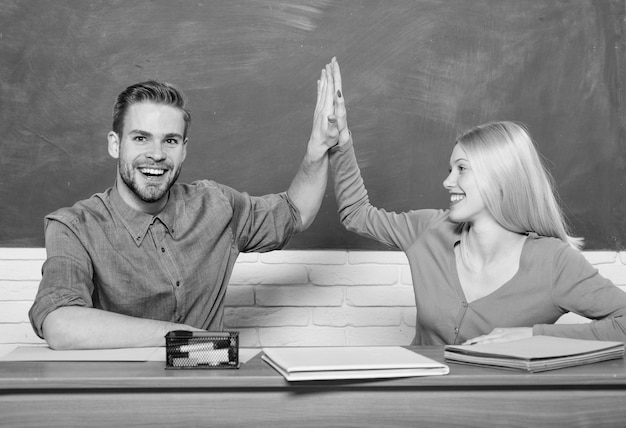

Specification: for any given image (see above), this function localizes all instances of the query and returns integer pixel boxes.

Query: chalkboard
[1,0,624,250]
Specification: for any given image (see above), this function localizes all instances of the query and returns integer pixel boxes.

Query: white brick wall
[1,248,626,356]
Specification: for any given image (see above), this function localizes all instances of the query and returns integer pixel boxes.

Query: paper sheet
[1,345,262,363]
[0,346,161,361]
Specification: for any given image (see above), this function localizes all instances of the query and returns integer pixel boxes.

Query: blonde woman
[326,58,626,345]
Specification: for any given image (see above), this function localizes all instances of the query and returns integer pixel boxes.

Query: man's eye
[166,139,179,145]
[133,136,146,142]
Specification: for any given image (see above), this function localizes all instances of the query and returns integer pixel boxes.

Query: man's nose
[146,141,166,161]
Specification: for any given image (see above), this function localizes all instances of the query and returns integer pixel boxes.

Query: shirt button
[161,247,165,253]
[454,327,459,334]
[462,301,468,307]
[176,281,180,287]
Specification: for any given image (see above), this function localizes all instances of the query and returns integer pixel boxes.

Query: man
[29,60,340,349]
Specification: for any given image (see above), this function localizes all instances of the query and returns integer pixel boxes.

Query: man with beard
[29,60,340,350]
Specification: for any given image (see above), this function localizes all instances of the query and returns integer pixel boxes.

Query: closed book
[262,346,449,381]
[444,335,625,372]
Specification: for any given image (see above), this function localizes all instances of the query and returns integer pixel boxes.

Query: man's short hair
[112,80,191,138]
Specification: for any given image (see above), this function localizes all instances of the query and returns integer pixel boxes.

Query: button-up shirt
[29,180,301,338]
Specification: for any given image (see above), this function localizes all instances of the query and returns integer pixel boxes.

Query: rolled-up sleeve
[219,183,302,253]
[29,218,95,338]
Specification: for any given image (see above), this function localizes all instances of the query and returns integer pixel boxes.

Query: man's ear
[107,131,120,159]
[182,137,188,162]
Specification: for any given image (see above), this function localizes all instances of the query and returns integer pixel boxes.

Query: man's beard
[119,160,182,203]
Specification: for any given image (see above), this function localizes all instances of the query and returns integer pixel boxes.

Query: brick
[224,307,309,327]
[595,264,626,285]
[347,326,415,346]
[309,265,398,286]
[235,328,259,348]
[0,323,43,344]
[0,260,43,281]
[313,307,402,327]
[229,264,308,285]
[0,345,18,358]
[0,302,32,323]
[582,251,617,265]
[261,250,347,265]
[258,327,346,346]
[224,286,255,306]
[0,281,39,301]
[235,253,259,263]
[400,265,413,285]
[348,251,408,265]
[403,308,417,326]
[556,312,591,324]
[347,286,415,307]
[256,285,343,307]
[0,248,46,260]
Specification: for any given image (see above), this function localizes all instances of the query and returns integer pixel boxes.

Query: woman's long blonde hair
[455,121,582,263]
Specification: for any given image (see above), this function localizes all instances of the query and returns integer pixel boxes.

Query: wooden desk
[1,347,625,427]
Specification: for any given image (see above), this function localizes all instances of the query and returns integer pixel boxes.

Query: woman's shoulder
[524,233,585,265]
[404,209,460,249]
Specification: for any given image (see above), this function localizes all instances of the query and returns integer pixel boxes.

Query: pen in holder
[165,330,239,369]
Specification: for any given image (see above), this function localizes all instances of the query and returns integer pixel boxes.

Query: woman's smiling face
[443,144,490,224]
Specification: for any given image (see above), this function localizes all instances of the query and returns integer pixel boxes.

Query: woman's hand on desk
[463,327,533,345]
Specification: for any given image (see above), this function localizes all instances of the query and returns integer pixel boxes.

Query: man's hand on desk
[463,327,533,345]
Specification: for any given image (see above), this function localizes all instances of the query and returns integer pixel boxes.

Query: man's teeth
[450,194,465,202]
[140,168,165,176]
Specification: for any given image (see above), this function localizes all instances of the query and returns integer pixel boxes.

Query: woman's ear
[107,131,120,159]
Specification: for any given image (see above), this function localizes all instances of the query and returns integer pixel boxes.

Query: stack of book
[444,336,625,372]
[262,346,449,381]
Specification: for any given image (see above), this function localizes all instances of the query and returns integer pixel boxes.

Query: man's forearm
[287,148,329,230]
[42,306,202,350]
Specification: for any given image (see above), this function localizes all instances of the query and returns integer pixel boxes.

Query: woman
[325,58,626,345]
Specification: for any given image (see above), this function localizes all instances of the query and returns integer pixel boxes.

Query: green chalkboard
[1,0,624,249]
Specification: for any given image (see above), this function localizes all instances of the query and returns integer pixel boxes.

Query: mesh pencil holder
[165,330,239,369]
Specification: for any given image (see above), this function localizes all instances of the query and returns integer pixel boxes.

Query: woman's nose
[443,171,455,189]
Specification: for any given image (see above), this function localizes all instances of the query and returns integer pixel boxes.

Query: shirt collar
[157,187,179,236]
[110,183,178,246]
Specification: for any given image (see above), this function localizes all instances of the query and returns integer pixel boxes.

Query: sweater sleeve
[328,138,443,251]
[533,244,626,342]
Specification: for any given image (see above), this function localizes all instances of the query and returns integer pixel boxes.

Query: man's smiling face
[109,102,187,212]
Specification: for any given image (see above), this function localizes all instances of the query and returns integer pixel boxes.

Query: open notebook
[444,336,625,372]
[262,346,449,381]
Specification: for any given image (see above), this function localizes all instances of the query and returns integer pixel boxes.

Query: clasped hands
[309,57,350,156]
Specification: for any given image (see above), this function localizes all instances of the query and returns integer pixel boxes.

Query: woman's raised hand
[329,57,351,146]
